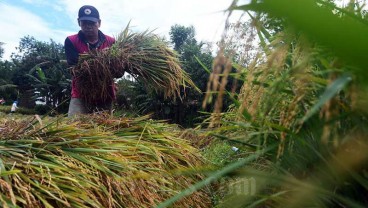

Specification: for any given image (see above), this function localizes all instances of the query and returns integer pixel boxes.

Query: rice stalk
[0,114,211,207]
[203,50,233,128]
[72,25,197,106]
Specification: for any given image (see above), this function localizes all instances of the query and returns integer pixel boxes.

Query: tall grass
[159,0,368,207]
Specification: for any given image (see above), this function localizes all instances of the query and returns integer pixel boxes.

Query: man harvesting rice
[65,6,197,118]
[64,5,117,117]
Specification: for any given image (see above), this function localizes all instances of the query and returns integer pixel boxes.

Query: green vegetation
[1,0,368,207]
[158,0,368,207]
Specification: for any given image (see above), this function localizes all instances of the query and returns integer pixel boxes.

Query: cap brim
[79,17,99,22]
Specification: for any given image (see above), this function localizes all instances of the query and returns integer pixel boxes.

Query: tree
[169,25,214,126]
[169,25,195,51]
[0,42,17,103]
[0,42,4,59]
[11,36,70,111]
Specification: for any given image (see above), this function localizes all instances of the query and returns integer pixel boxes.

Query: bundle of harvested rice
[73,25,196,105]
[0,114,211,208]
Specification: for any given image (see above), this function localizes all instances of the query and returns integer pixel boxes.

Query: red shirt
[64,30,115,98]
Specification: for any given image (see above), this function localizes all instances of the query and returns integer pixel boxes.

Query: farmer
[64,5,116,117]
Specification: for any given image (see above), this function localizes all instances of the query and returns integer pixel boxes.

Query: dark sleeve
[64,37,79,66]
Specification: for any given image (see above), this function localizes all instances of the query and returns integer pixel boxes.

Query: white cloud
[0,3,68,60]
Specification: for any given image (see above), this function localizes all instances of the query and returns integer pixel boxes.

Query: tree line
[0,25,239,127]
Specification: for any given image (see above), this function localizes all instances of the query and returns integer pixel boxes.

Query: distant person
[64,5,116,117]
[0,98,5,105]
[10,101,18,113]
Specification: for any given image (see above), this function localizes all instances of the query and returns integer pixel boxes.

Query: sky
[0,0,243,60]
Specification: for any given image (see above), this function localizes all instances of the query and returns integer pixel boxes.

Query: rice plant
[0,114,211,207]
[72,24,197,106]
[159,0,368,207]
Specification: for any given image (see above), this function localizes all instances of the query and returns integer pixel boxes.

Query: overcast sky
[0,0,244,60]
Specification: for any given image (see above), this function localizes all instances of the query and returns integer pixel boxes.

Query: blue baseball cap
[78,5,100,22]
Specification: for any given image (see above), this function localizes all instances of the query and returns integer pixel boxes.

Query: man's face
[79,20,100,37]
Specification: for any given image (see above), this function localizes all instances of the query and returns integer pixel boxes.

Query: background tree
[0,42,17,103]
[169,25,195,51]
[0,42,4,58]
[11,36,70,111]
[169,25,214,126]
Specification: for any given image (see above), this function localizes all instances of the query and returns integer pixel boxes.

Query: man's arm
[64,38,79,66]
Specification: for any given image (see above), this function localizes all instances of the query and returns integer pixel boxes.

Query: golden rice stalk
[0,114,211,208]
[72,25,197,106]
[207,51,233,128]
